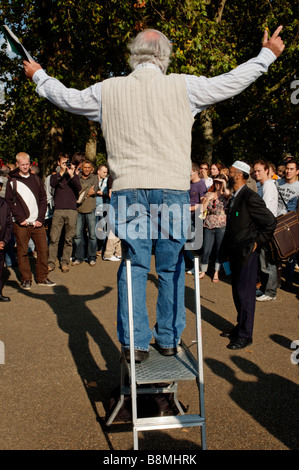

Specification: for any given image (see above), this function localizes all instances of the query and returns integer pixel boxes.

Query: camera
[65,159,72,169]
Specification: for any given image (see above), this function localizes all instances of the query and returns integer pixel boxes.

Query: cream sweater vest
[101,68,194,191]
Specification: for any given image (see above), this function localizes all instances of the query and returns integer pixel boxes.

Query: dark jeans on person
[5,234,17,267]
[0,250,5,294]
[73,212,97,262]
[200,226,226,272]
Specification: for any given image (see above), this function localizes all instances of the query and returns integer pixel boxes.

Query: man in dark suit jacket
[220,161,277,350]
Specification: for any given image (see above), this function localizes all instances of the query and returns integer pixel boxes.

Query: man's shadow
[23,284,123,446]
[205,356,299,450]
[148,272,234,335]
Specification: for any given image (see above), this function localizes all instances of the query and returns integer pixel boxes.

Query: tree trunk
[198,0,227,162]
[85,121,98,163]
[199,109,214,164]
[40,125,64,178]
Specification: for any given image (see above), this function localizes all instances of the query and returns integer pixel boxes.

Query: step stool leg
[133,428,139,450]
[106,395,125,426]
[201,423,207,450]
[106,357,127,426]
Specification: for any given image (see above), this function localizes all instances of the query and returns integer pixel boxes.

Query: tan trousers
[104,231,122,258]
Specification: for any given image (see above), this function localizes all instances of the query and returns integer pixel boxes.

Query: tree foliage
[0,0,298,175]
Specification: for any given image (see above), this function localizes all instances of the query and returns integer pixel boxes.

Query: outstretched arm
[22,59,102,122]
[188,26,285,114]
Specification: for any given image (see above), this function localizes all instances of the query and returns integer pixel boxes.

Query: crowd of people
[186,156,299,350]
[1,25,290,359]
[0,151,298,353]
[1,153,298,304]
[0,151,123,300]
[187,155,299,285]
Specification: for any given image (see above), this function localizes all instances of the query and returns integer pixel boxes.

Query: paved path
[0,257,298,451]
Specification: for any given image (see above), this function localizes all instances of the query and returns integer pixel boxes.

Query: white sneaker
[186,268,194,275]
[103,255,121,261]
[256,294,276,302]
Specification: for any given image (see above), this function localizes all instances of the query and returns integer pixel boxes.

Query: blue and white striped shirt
[33,47,277,123]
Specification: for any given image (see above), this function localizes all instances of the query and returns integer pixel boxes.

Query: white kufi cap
[231,160,250,175]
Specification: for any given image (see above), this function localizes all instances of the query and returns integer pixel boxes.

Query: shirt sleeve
[33,69,102,122]
[262,181,278,217]
[186,47,277,116]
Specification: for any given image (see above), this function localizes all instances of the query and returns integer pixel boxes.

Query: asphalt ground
[0,254,298,454]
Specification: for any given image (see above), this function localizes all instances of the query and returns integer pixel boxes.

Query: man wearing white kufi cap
[220,160,277,350]
[231,161,251,174]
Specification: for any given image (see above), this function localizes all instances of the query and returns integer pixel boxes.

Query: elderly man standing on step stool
[23,26,284,362]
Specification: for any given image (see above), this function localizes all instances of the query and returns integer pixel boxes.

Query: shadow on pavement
[205,356,299,450]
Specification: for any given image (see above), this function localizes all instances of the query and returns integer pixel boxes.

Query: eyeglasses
[200,167,208,170]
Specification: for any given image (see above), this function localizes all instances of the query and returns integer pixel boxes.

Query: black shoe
[37,278,56,287]
[220,327,237,339]
[155,341,177,356]
[124,349,149,363]
[0,295,10,302]
[227,337,252,350]
[20,280,32,290]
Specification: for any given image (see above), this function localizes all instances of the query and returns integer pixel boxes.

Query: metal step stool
[106,254,206,450]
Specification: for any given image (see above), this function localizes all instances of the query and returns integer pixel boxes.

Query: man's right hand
[262,26,285,58]
[23,60,42,80]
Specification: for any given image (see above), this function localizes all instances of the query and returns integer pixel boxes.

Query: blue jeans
[110,189,190,351]
[74,212,97,262]
[285,254,297,284]
[259,248,277,297]
[201,226,226,272]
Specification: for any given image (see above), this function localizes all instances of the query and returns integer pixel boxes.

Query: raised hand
[262,26,285,58]
[23,60,42,80]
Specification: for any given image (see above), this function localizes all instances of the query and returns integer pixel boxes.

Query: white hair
[128,29,172,74]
